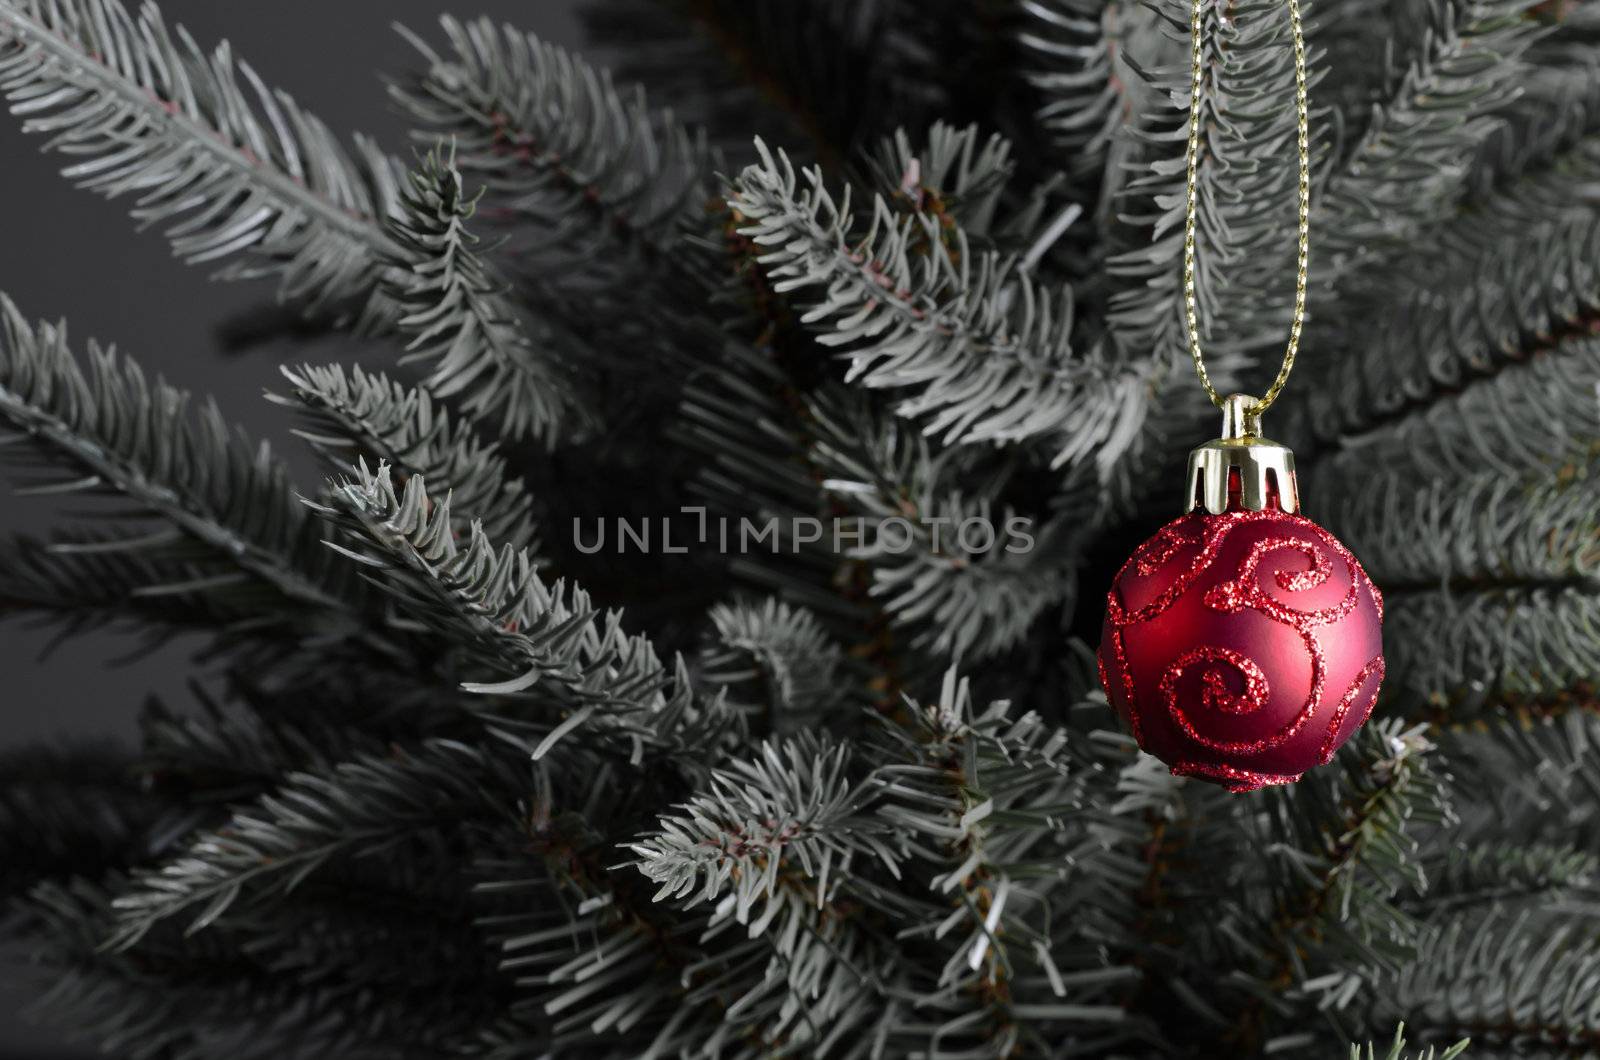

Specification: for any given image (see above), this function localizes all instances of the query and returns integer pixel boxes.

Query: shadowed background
[0,3,581,1055]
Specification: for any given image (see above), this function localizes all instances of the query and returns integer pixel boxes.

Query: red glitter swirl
[1133,520,1205,576]
[1162,644,1315,754]
[1202,535,1358,627]
[1106,613,1143,747]
[1171,760,1304,793]
[1102,509,1384,789]
[1319,655,1385,764]
[1105,511,1374,635]
[1107,515,1238,628]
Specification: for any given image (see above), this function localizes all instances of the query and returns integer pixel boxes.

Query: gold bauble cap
[1184,393,1300,515]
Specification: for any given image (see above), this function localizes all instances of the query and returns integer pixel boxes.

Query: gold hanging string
[1182,0,1311,414]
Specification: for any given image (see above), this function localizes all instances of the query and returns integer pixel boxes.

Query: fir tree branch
[471,756,722,1053]
[683,340,1080,671]
[1411,840,1598,913]
[17,876,480,1058]
[393,18,731,403]
[861,122,1092,275]
[864,123,1016,226]
[0,0,404,321]
[1387,585,1600,710]
[0,747,163,897]
[1297,138,1600,454]
[393,16,713,272]
[698,597,847,735]
[1313,334,1600,498]
[1340,462,1600,596]
[313,462,613,695]
[482,744,886,1054]
[1221,722,1453,1051]
[631,734,898,916]
[1018,0,1132,187]
[804,386,1079,661]
[1350,1024,1471,1060]
[1369,912,1600,1052]
[0,298,384,645]
[311,460,698,758]
[1315,0,1546,276]
[1464,5,1600,193]
[1309,0,1406,128]
[731,141,1145,473]
[1439,711,1600,842]
[1103,0,1306,383]
[870,671,1150,1053]
[0,532,254,642]
[582,0,946,169]
[382,149,588,445]
[106,741,509,948]
[1038,0,1306,511]
[630,732,898,1050]
[136,692,388,808]
[3,1,1600,1054]
[218,869,509,1034]
[274,362,538,550]
[677,336,917,705]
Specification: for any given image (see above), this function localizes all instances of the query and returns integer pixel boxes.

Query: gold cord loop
[1182,0,1311,415]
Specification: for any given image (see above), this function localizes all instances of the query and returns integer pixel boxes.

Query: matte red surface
[1098,508,1384,792]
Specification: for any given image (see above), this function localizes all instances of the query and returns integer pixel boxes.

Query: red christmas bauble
[1098,508,1384,792]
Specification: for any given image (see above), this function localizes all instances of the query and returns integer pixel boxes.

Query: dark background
[0,3,582,1055]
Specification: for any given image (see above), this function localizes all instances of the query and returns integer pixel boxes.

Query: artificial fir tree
[0,0,1596,1056]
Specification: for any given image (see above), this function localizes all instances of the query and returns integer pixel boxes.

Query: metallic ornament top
[1184,393,1299,515]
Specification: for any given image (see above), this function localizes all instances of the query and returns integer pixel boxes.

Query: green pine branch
[1343,463,1598,595]
[0,747,159,897]
[804,386,1079,661]
[1387,588,1600,712]
[698,597,847,735]
[1103,0,1307,382]
[1439,711,1600,842]
[1412,840,1598,913]
[0,532,254,642]
[471,755,723,1052]
[1018,0,1133,187]
[394,17,729,392]
[106,741,509,949]
[1464,6,1600,191]
[383,149,588,444]
[631,734,897,918]
[17,876,477,1058]
[1315,0,1544,276]
[394,16,713,271]
[581,0,946,169]
[1350,1024,1470,1060]
[731,140,1146,474]
[861,122,1097,285]
[136,692,386,808]
[274,362,538,550]
[0,297,386,648]
[1368,911,1600,1052]
[0,0,404,323]
[1,1,1599,1056]
[1340,432,1594,714]
[311,460,713,761]
[1297,138,1600,453]
[1313,334,1600,500]
[676,337,919,706]
[869,671,1151,1054]
[1216,721,1453,1051]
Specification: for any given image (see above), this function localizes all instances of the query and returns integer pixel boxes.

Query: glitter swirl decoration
[1098,509,1384,792]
